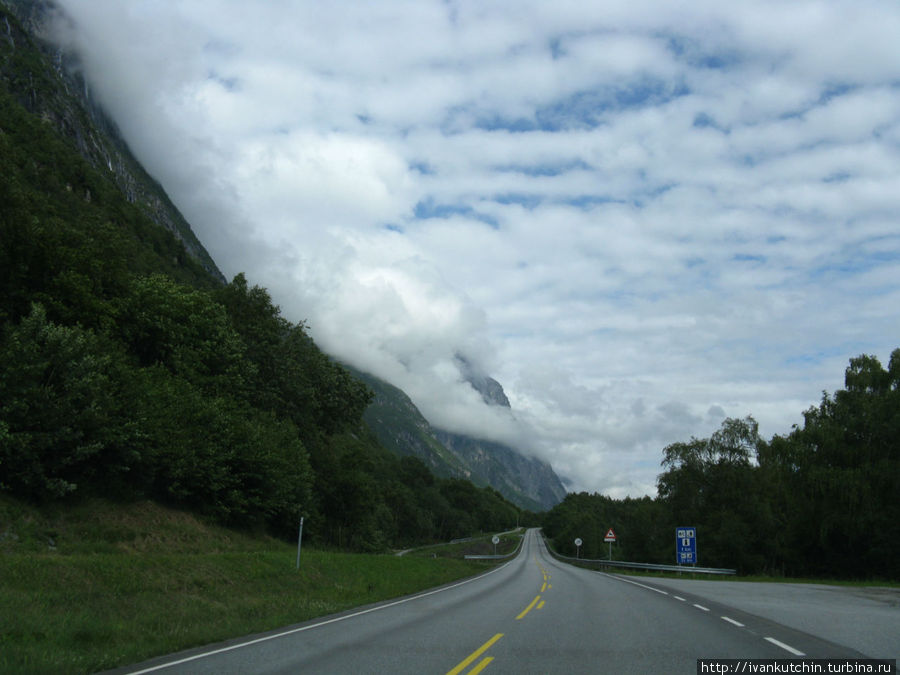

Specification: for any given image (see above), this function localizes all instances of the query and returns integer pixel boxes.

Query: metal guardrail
[542,535,736,575]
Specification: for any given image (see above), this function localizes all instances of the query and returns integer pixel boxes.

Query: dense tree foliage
[0,13,524,550]
[0,304,139,500]
[543,358,899,579]
[542,492,668,562]
[0,266,521,547]
[757,353,900,578]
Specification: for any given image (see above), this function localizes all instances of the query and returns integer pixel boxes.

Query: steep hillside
[434,431,566,512]
[348,367,471,477]
[445,359,568,511]
[1,2,552,554]
[352,366,567,511]
[0,0,223,281]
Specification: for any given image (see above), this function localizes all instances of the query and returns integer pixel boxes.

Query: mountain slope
[2,0,564,519]
[1,2,528,551]
[433,431,566,512]
[347,367,472,477]
[446,358,568,510]
[0,0,223,281]
[351,366,567,512]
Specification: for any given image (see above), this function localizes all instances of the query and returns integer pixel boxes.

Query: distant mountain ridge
[351,364,567,512]
[455,354,510,407]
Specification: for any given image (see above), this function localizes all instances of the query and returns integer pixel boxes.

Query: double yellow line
[446,633,503,675]
[517,562,550,619]
[446,559,551,674]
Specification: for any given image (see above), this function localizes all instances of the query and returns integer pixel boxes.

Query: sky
[51,0,900,497]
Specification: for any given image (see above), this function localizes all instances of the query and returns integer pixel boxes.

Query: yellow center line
[541,582,547,592]
[446,633,504,675]
[468,657,494,675]
[538,600,545,610]
[516,594,542,620]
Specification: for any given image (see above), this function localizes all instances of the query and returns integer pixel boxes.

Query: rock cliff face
[0,0,223,281]
[432,431,567,512]
[352,364,567,512]
[440,357,568,510]
[455,355,511,407]
[347,368,472,478]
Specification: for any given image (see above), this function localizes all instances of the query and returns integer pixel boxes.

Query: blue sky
[54,0,900,496]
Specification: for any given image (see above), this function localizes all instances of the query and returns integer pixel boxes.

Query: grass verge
[0,497,496,674]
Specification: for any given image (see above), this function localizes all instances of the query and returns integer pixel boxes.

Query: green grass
[0,497,497,674]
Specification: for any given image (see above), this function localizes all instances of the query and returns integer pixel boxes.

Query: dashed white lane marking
[765,636,805,656]
[603,573,808,658]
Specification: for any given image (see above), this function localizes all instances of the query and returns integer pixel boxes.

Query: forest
[542,354,900,579]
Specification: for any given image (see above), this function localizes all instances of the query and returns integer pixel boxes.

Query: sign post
[574,537,582,559]
[604,528,616,560]
[676,526,697,566]
[492,535,500,555]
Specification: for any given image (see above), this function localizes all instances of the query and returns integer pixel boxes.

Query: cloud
[52,0,900,497]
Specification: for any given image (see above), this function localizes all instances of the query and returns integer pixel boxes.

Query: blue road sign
[676,526,697,565]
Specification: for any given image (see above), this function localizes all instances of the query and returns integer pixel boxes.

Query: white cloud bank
[53,0,900,497]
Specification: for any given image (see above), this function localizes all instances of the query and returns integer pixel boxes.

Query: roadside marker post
[296,516,304,569]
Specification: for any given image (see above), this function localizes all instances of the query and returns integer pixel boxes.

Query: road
[112,529,894,674]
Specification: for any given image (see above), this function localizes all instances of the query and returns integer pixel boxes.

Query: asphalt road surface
[111,529,896,674]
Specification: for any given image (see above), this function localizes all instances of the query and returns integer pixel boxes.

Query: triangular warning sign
[604,528,616,541]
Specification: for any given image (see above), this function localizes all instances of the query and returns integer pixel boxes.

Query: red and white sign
[604,528,616,542]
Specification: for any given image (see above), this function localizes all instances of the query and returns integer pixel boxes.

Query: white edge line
[721,616,744,627]
[765,636,805,656]
[126,556,518,674]
[602,573,668,595]
[674,596,686,601]
[693,603,710,611]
